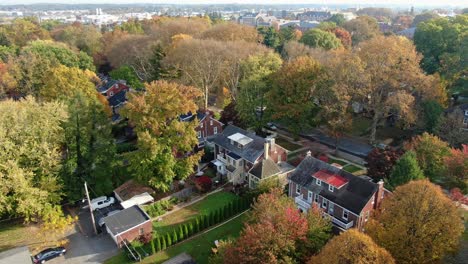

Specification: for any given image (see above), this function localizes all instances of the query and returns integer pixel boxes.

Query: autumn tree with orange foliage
[223,189,331,263]
[366,180,464,264]
[309,229,395,264]
[444,145,468,192]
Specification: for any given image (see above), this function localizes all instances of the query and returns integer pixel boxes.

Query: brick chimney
[374,179,385,209]
[264,141,269,160]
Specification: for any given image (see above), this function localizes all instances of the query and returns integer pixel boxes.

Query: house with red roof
[288,151,389,231]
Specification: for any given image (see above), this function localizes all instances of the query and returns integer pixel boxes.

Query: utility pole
[84,182,98,235]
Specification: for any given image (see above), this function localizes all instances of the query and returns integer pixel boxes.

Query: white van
[90,196,115,211]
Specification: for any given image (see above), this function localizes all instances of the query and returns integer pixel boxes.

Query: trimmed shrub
[189,222,194,236]
[161,235,167,249]
[184,224,189,238]
[156,237,161,252]
[172,229,178,244]
[166,233,172,247]
[178,226,184,241]
[195,217,200,233]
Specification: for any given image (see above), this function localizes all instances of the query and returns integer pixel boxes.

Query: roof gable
[213,125,265,163]
[249,158,282,179]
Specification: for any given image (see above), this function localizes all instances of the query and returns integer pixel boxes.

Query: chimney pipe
[264,141,269,160]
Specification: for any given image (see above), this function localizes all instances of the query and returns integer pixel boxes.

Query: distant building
[396,27,416,39]
[289,152,389,231]
[297,11,332,22]
[180,110,224,149]
[445,103,468,130]
[238,12,259,26]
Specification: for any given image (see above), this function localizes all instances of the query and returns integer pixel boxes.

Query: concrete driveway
[46,206,120,264]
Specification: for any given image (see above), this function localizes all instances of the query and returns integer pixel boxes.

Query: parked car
[98,210,121,227]
[90,196,115,211]
[32,247,66,264]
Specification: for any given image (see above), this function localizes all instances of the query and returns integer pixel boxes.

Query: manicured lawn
[328,158,348,166]
[275,137,303,151]
[105,214,247,264]
[343,164,363,174]
[351,116,371,136]
[0,222,37,252]
[153,191,238,235]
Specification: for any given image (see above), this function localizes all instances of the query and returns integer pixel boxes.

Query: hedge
[135,195,254,259]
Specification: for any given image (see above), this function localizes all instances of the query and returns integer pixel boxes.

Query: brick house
[180,111,224,148]
[98,80,130,98]
[103,205,152,247]
[289,151,389,231]
[445,103,468,130]
[212,125,295,188]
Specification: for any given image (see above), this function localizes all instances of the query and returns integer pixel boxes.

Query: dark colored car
[32,247,66,263]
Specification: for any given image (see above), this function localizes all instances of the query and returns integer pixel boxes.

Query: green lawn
[328,158,348,166]
[343,164,363,174]
[105,214,246,264]
[0,222,36,252]
[153,191,238,235]
[275,137,303,151]
[351,116,371,136]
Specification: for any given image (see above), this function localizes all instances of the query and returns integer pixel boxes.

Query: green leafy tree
[116,19,144,34]
[343,16,381,45]
[109,65,144,90]
[297,207,332,261]
[236,52,282,131]
[258,26,281,50]
[327,13,346,26]
[121,81,202,191]
[52,23,103,56]
[421,100,444,133]
[388,151,424,189]
[412,12,440,26]
[2,18,50,47]
[300,29,342,50]
[267,56,324,135]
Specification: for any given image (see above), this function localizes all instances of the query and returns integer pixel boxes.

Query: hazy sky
[0,0,466,7]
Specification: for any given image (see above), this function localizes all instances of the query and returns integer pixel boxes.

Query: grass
[343,164,363,174]
[152,191,238,235]
[275,137,303,151]
[328,158,348,166]
[0,222,37,252]
[105,214,246,264]
[351,116,371,136]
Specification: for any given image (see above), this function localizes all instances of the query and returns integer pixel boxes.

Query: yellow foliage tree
[309,229,395,264]
[366,179,464,264]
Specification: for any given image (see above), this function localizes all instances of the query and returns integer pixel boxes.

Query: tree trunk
[370,112,379,145]
[204,85,209,111]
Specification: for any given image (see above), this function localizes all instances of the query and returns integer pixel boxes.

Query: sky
[0,0,466,7]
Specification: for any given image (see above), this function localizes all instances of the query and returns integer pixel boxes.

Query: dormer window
[316,179,321,186]
[328,185,334,192]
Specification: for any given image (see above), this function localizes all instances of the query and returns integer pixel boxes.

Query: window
[328,185,334,192]
[328,203,334,214]
[322,198,327,208]
[316,179,322,186]
[197,131,201,138]
[210,120,213,126]
[139,228,144,235]
[214,127,218,134]
[464,117,468,125]
[343,210,349,220]
[296,184,301,194]
[308,191,313,202]
[365,211,370,222]
[314,194,319,203]
[200,123,203,128]
[109,91,114,96]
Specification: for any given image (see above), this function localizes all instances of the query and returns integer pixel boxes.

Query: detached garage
[103,205,152,247]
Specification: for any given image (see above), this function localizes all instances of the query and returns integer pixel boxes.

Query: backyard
[153,191,239,235]
[0,221,38,252]
[275,137,303,151]
[327,157,365,175]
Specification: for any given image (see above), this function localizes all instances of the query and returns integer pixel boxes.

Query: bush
[195,176,213,192]
[116,142,138,154]
[172,229,178,244]
[161,236,166,250]
[195,217,200,233]
[189,222,194,236]
[184,224,189,238]
[166,233,172,247]
[178,226,184,241]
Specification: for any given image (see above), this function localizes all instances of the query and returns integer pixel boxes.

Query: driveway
[46,206,119,264]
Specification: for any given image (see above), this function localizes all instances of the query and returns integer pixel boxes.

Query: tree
[183,224,189,238]
[282,41,326,62]
[166,233,172,246]
[21,40,95,71]
[421,100,444,133]
[297,206,332,261]
[300,29,342,50]
[310,229,394,264]
[194,175,212,192]
[343,16,381,45]
[156,237,161,252]
[387,151,424,189]
[2,18,50,47]
[219,101,245,128]
[435,112,468,148]
[330,27,352,48]
[121,81,202,191]
[414,15,467,74]
[200,23,259,42]
[51,23,103,57]
[412,12,440,26]
[258,26,281,50]
[109,65,144,90]
[355,36,443,143]
[406,132,451,182]
[116,19,144,34]
[365,148,403,181]
[267,56,324,135]
[367,180,464,264]
[178,225,184,240]
[161,235,167,249]
[444,145,468,192]
[223,189,309,263]
[188,222,194,236]
[326,13,346,26]
[236,52,282,131]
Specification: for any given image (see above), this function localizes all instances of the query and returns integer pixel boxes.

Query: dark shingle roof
[108,90,127,107]
[213,125,265,163]
[249,158,281,179]
[290,155,378,215]
[180,111,207,122]
[103,205,150,235]
[98,80,118,93]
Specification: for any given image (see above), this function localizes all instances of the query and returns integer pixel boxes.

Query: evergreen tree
[148,43,167,81]
[388,151,424,189]
[178,225,184,240]
[150,238,155,254]
[199,216,205,230]
[228,202,234,216]
[189,222,194,236]
[195,217,200,233]
[172,229,178,244]
[156,236,161,252]
[184,224,189,238]
[166,233,172,246]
